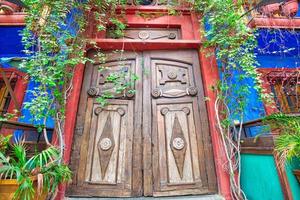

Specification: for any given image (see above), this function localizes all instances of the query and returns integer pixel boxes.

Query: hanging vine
[19,0,129,162]
[189,0,273,199]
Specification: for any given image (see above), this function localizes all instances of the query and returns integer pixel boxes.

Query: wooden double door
[67,50,217,197]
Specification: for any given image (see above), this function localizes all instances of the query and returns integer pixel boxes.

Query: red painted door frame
[60,9,231,199]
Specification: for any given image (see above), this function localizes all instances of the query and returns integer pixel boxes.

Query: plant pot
[281,0,299,18]
[259,3,281,16]
[0,177,48,200]
[294,169,300,183]
[0,0,21,15]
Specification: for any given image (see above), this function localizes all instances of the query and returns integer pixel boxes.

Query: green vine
[19,0,130,160]
[189,1,271,199]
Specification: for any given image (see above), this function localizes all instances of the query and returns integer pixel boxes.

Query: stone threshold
[66,194,224,200]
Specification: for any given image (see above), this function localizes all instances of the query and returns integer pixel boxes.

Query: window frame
[259,68,300,115]
[0,68,27,117]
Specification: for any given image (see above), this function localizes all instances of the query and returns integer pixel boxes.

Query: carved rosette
[87,87,98,97]
[138,31,150,40]
[172,137,185,150]
[117,107,125,116]
[160,107,169,116]
[97,114,115,179]
[151,88,162,98]
[94,107,103,115]
[125,90,135,98]
[99,138,113,151]
[170,114,187,179]
[167,71,177,80]
[168,33,177,40]
[187,86,198,96]
[182,107,190,115]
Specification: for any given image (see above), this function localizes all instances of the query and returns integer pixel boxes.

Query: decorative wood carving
[187,86,198,96]
[68,50,217,197]
[151,88,162,98]
[151,87,198,98]
[170,114,187,179]
[87,86,135,98]
[86,62,135,99]
[81,103,131,188]
[107,28,181,40]
[151,50,217,196]
[159,67,187,85]
[97,114,115,179]
[150,60,200,98]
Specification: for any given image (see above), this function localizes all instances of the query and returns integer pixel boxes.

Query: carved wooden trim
[169,114,187,179]
[151,86,198,98]
[107,28,181,40]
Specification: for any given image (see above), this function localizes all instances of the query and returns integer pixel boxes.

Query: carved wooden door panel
[67,50,217,197]
[67,51,142,197]
[144,50,217,196]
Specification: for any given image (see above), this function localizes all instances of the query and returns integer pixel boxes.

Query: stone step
[66,194,224,200]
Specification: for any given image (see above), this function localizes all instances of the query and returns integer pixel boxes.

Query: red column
[199,47,231,200]
[56,63,85,200]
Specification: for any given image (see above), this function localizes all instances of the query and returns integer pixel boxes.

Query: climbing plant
[19,0,129,161]
[190,1,300,199]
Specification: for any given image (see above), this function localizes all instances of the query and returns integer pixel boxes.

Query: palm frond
[275,133,300,163]
[13,177,35,200]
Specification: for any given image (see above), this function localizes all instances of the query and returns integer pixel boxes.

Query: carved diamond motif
[98,114,115,179]
[170,114,187,179]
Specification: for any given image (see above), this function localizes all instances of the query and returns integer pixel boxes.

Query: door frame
[60,9,232,200]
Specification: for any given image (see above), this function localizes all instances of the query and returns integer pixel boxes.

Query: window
[0,78,16,116]
[265,70,300,114]
[0,68,27,117]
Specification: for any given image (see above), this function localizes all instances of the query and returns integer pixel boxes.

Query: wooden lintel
[241,136,274,154]
[87,39,202,51]
[0,120,53,132]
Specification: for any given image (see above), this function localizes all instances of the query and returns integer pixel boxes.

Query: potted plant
[0,135,72,200]
[281,0,299,18]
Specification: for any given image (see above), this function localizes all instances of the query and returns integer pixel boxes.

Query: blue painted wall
[237,29,300,123]
[0,26,54,129]
[0,26,25,57]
